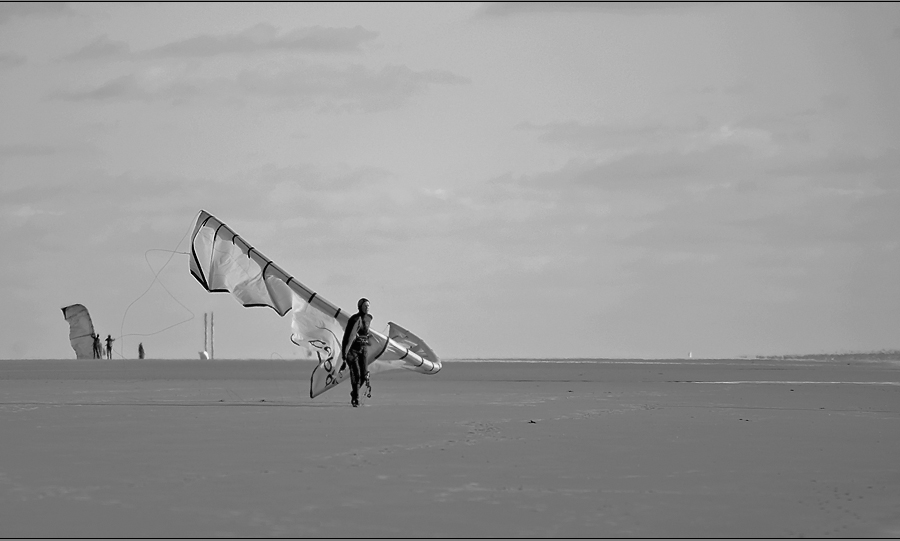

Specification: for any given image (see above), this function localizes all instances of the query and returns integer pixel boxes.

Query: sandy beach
[1,357,898,538]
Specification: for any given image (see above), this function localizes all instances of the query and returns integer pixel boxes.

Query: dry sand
[1,357,898,538]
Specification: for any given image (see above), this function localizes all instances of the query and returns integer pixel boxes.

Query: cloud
[413,143,900,357]
[0,204,63,228]
[573,145,758,187]
[0,52,26,68]
[578,144,899,254]
[60,35,131,61]
[0,143,64,157]
[235,63,470,112]
[519,117,711,152]
[61,24,379,62]
[0,2,72,24]
[478,1,716,17]
[448,117,900,273]
[523,97,872,182]
[144,23,378,58]
[763,147,900,193]
[623,164,900,257]
[50,63,470,112]
[521,118,779,176]
[49,71,197,102]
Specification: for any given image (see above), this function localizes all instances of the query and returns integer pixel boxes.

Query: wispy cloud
[478,1,716,17]
[0,204,63,228]
[60,35,130,61]
[0,2,72,25]
[234,64,469,112]
[50,63,470,112]
[519,117,711,152]
[61,24,379,62]
[458,113,900,270]
[0,143,64,157]
[144,23,378,58]
[49,70,198,102]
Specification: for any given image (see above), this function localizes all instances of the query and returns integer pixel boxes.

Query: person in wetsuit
[341,298,372,407]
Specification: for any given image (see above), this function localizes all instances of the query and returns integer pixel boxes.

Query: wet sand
[1,357,898,538]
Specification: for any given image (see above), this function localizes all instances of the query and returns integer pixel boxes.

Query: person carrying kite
[341,298,372,407]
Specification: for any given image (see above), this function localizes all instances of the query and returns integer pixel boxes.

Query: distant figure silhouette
[92,333,102,359]
[105,334,115,359]
[138,342,145,360]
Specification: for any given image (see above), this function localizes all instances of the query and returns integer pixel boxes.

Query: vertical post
[203,312,208,356]
[210,311,214,360]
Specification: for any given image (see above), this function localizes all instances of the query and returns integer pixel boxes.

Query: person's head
[357,297,369,314]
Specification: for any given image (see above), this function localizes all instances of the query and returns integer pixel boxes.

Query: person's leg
[358,344,370,397]
[348,349,360,405]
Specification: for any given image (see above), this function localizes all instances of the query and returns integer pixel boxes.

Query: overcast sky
[2,2,899,360]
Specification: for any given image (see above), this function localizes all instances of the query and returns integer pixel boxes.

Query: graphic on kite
[188,210,441,398]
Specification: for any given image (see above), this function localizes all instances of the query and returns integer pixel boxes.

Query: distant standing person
[92,333,102,359]
[105,334,115,359]
[341,298,372,408]
[138,342,145,359]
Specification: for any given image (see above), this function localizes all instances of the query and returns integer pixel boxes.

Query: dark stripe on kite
[374,335,390,360]
[190,268,210,291]
[190,221,211,290]
[238,302,291,316]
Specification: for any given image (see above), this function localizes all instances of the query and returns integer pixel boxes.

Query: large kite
[61,304,97,359]
[189,210,441,398]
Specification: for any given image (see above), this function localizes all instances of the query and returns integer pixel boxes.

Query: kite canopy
[61,304,96,359]
[189,210,441,398]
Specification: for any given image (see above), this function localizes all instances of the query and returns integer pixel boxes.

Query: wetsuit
[341,312,372,406]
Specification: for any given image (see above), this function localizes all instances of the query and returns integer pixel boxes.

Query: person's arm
[341,315,359,358]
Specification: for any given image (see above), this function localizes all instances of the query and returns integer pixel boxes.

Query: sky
[1,2,899,360]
